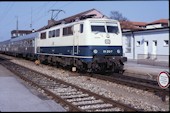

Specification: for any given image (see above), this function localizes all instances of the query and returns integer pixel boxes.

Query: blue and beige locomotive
[0,17,125,73]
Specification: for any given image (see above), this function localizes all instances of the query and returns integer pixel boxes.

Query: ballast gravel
[0,54,169,111]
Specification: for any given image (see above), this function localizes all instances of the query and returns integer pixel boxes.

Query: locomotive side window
[49,30,56,38]
[49,29,60,38]
[49,31,52,38]
[52,30,56,37]
[91,26,105,32]
[55,29,60,37]
[68,26,73,35]
[63,26,73,36]
[40,32,46,39]
[80,24,83,33]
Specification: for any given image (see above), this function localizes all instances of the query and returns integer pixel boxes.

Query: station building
[122,19,169,66]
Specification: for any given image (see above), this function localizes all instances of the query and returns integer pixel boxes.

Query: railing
[137,54,169,67]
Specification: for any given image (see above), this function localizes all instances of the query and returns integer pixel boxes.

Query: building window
[164,40,169,46]
[40,32,46,39]
[145,41,148,46]
[136,41,140,46]
[63,26,73,36]
[125,36,131,53]
[153,40,157,46]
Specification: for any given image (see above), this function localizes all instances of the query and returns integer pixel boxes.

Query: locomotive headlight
[117,49,121,53]
[93,49,98,54]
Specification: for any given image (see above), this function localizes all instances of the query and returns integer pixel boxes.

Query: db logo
[157,71,169,89]
[105,39,111,44]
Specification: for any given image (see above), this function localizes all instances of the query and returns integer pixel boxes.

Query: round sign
[157,71,169,89]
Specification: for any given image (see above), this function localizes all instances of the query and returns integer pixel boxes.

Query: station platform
[124,59,169,80]
[0,64,66,112]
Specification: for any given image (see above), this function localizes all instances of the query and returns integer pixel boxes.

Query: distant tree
[110,10,134,30]
[110,11,128,21]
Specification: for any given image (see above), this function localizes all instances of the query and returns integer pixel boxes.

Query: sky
[0,1,169,42]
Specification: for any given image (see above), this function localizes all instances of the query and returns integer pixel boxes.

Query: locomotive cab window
[40,32,46,39]
[91,25,105,33]
[107,26,119,34]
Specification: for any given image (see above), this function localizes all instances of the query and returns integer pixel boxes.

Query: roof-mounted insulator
[62,21,65,24]
[75,17,80,22]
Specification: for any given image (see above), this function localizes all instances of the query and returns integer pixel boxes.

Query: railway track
[0,57,139,112]
[83,72,169,102]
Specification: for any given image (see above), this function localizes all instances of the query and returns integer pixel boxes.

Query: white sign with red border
[157,71,169,89]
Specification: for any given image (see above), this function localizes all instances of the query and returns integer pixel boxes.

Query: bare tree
[110,11,128,21]
[110,11,134,30]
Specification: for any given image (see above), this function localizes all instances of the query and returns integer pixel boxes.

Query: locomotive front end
[85,19,126,73]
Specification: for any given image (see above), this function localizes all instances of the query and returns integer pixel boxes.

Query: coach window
[29,40,32,47]
[80,24,83,33]
[40,32,46,39]
[63,26,73,36]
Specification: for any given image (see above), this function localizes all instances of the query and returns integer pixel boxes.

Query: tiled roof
[119,21,144,31]
[147,19,169,25]
[120,19,169,31]
[130,21,147,26]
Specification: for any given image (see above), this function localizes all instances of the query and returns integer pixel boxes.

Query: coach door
[73,24,80,55]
